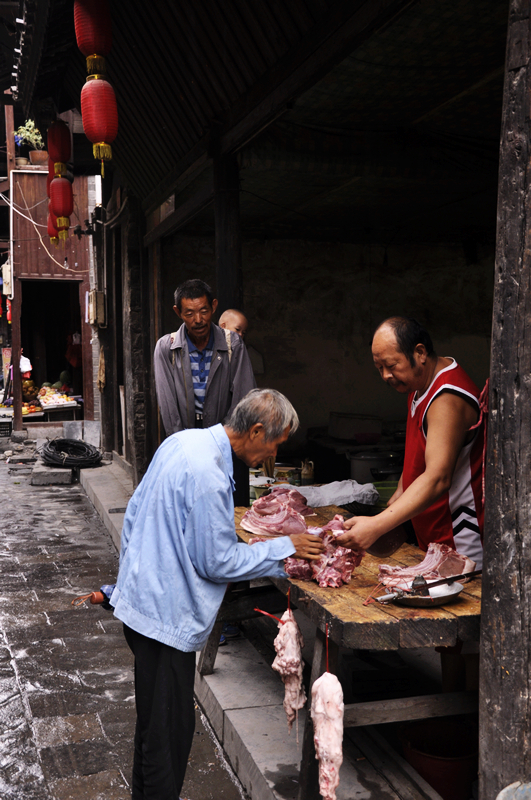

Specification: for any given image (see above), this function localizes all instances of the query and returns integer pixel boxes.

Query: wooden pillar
[4,94,15,175]
[97,208,115,455]
[479,4,531,798]
[11,279,22,431]
[214,154,242,312]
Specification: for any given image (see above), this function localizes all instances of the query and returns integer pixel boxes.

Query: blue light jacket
[110,424,295,652]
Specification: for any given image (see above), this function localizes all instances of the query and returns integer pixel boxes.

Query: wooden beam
[143,0,416,221]
[142,140,210,214]
[11,279,22,431]
[344,691,478,728]
[411,66,505,127]
[214,154,242,311]
[143,184,214,248]
[220,0,417,155]
[297,628,340,800]
[479,5,531,799]
[4,92,15,176]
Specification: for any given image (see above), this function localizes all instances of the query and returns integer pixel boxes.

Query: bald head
[219,309,248,337]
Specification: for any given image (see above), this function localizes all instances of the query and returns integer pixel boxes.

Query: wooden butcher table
[199,505,482,800]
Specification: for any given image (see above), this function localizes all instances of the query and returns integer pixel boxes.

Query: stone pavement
[0,446,245,800]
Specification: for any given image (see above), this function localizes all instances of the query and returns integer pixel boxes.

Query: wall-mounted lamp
[73,219,94,240]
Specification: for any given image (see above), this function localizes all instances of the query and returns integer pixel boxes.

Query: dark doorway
[20,280,83,395]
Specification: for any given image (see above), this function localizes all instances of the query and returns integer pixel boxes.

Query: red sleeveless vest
[402,360,484,566]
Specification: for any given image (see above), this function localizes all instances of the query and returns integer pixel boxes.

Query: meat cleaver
[365,524,408,558]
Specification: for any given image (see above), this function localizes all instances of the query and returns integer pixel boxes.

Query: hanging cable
[15,183,88,273]
[0,192,48,226]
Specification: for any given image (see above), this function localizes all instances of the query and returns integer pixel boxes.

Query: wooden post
[479,4,531,798]
[4,93,15,175]
[214,154,242,312]
[297,628,339,800]
[11,279,22,431]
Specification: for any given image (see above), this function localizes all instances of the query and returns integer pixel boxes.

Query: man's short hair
[174,279,214,311]
[375,316,436,367]
[227,389,299,442]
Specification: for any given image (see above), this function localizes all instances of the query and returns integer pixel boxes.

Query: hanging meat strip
[311,671,344,800]
[272,609,306,732]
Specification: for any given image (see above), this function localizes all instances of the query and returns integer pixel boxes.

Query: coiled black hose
[41,438,102,468]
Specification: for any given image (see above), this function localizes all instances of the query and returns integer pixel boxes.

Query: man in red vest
[337,317,484,568]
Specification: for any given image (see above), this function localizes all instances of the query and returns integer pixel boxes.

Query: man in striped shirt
[154,279,256,504]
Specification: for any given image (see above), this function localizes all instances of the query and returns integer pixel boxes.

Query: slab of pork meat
[378,542,476,590]
[311,671,344,800]
[252,486,315,516]
[241,504,308,537]
[285,519,364,588]
[272,609,306,732]
[322,514,346,532]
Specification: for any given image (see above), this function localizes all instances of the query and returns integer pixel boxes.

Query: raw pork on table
[311,671,344,800]
[241,503,307,537]
[285,516,365,588]
[272,609,306,732]
[378,542,476,590]
[252,485,315,516]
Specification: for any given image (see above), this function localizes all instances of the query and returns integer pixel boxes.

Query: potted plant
[14,120,48,165]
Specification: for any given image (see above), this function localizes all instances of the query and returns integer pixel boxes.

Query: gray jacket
[154,323,256,436]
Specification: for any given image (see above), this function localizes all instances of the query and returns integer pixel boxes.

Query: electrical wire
[40,439,102,468]
[0,192,48,226]
[15,182,88,273]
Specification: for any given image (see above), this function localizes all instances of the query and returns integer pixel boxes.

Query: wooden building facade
[9,169,94,429]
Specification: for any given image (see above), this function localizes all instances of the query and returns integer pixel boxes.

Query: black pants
[232,451,250,506]
[124,625,196,800]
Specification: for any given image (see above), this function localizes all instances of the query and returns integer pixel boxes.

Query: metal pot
[347,451,402,483]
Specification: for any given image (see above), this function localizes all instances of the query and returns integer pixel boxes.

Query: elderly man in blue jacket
[111,388,323,800]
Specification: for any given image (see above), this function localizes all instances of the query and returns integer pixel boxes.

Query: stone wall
[160,235,493,444]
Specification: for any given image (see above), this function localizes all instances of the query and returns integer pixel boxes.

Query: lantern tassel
[50,236,59,247]
[86,54,107,75]
[58,230,69,242]
[93,142,112,161]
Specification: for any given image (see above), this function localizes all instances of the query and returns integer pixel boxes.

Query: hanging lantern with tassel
[47,157,66,200]
[49,177,73,241]
[80,74,118,174]
[48,207,59,247]
[47,120,71,179]
[74,0,112,75]
[47,158,54,198]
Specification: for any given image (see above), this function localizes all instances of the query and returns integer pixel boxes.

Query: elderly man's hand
[336,516,383,551]
[289,533,325,561]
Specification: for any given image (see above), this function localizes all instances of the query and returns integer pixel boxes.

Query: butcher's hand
[336,516,382,551]
[289,533,325,561]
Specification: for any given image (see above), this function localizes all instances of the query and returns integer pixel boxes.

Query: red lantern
[6,297,11,324]
[81,74,118,170]
[47,205,59,246]
[49,177,73,239]
[74,0,112,74]
[47,158,54,198]
[47,120,71,165]
[47,158,66,200]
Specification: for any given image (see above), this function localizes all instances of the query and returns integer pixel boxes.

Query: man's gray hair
[227,389,299,441]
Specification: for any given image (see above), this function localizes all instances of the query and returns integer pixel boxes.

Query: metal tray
[393,582,464,607]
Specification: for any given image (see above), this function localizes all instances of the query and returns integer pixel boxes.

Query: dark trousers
[232,451,250,506]
[124,625,196,800]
